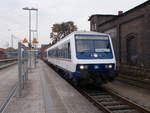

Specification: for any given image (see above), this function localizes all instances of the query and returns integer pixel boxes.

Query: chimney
[118,11,123,15]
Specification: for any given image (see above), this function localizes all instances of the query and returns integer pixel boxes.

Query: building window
[126,35,137,65]
[91,23,97,31]
[94,24,97,31]
[91,23,95,31]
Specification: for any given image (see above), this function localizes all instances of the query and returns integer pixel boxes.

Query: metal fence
[0,42,38,113]
[18,42,29,96]
[18,42,38,96]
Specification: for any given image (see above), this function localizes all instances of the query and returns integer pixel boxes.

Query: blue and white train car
[46,31,116,85]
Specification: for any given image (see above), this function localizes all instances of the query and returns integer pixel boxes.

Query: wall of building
[120,16,144,65]
[89,1,150,68]
[143,4,150,68]
[89,15,116,31]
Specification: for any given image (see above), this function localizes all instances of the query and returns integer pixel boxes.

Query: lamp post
[22,7,38,69]
[22,7,38,47]
[32,38,38,68]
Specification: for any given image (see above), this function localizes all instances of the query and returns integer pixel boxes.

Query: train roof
[47,31,109,51]
[72,31,108,36]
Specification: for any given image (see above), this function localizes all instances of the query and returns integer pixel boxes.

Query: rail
[0,59,17,70]
[0,59,17,62]
[77,86,150,113]
[0,59,17,68]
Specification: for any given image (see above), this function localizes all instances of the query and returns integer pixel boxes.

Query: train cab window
[76,40,93,52]
[76,35,110,53]
[94,40,110,52]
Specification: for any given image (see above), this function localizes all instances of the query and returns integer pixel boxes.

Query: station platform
[0,65,18,107]
[4,60,101,113]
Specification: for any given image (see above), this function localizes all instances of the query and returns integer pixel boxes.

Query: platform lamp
[22,38,28,43]
[22,38,29,47]
[22,7,38,69]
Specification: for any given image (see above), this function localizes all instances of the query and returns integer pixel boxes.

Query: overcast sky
[0,0,147,48]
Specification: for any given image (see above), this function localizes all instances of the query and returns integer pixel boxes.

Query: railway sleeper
[93,95,112,98]
[107,104,134,111]
[112,109,139,113]
[97,98,115,102]
[89,92,108,96]
[101,101,124,106]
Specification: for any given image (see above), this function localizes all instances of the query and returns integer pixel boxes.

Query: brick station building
[88,1,150,69]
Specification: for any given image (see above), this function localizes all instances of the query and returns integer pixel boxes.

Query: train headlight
[79,65,88,70]
[105,64,113,69]
[80,65,84,70]
[108,64,112,68]
[93,53,98,58]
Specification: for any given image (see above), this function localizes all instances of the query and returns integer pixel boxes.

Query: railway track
[77,86,150,113]
[0,59,17,69]
[46,62,150,113]
[116,75,150,90]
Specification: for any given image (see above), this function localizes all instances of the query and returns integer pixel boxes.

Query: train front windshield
[75,35,113,59]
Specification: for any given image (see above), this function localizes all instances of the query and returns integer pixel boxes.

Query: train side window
[68,42,71,59]
[65,43,68,58]
[62,44,65,58]
[48,50,51,57]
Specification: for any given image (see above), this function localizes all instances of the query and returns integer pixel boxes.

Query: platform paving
[4,63,45,113]
[40,60,101,113]
[0,65,18,107]
[4,60,102,113]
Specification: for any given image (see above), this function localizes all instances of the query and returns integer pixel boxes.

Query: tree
[50,21,77,44]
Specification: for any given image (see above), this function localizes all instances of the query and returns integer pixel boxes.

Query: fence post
[26,50,28,80]
[25,48,28,81]
[34,50,36,68]
[18,42,22,96]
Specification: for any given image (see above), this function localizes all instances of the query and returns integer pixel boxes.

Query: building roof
[88,14,116,21]
[89,0,150,26]
[119,0,150,17]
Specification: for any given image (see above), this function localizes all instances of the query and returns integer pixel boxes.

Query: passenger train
[44,31,116,85]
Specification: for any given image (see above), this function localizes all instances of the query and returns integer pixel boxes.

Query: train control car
[45,31,116,85]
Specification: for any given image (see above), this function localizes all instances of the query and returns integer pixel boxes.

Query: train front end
[73,33,116,85]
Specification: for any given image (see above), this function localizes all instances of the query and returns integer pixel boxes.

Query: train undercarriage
[51,65,117,86]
